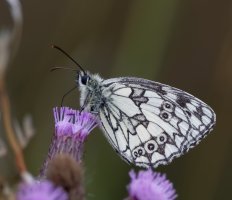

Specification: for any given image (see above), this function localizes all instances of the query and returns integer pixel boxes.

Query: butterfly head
[77,71,103,88]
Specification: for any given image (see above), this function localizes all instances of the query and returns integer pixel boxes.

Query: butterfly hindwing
[99,77,216,168]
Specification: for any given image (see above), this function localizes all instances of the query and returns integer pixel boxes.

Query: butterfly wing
[99,77,216,168]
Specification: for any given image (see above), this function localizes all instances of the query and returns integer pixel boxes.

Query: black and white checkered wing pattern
[99,77,216,168]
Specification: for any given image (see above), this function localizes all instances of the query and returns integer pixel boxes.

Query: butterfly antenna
[50,66,78,72]
[51,44,86,74]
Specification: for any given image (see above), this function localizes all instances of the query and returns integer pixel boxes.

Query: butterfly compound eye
[81,75,89,85]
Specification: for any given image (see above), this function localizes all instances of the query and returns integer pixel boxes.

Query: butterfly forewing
[99,77,216,168]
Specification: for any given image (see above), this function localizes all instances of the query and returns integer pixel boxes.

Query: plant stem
[0,78,26,173]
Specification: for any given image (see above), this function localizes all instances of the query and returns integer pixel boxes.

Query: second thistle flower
[127,169,177,200]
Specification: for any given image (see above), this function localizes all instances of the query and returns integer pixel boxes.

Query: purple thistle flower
[127,169,177,200]
[53,107,97,142]
[40,107,98,177]
[16,180,68,200]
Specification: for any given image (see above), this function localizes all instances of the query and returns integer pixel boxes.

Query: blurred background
[0,0,232,199]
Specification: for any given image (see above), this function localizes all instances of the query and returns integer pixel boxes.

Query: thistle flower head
[16,180,68,200]
[54,107,97,142]
[40,107,98,177]
[128,169,177,200]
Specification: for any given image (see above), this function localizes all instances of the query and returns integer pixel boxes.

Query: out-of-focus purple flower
[16,180,68,200]
[40,107,98,177]
[128,169,177,200]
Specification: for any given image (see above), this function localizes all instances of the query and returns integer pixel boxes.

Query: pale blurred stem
[0,77,26,173]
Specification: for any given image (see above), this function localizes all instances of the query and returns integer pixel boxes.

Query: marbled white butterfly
[53,45,216,168]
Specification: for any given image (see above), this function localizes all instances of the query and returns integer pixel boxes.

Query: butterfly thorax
[78,73,109,114]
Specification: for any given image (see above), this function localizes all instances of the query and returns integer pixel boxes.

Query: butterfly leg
[60,86,77,106]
